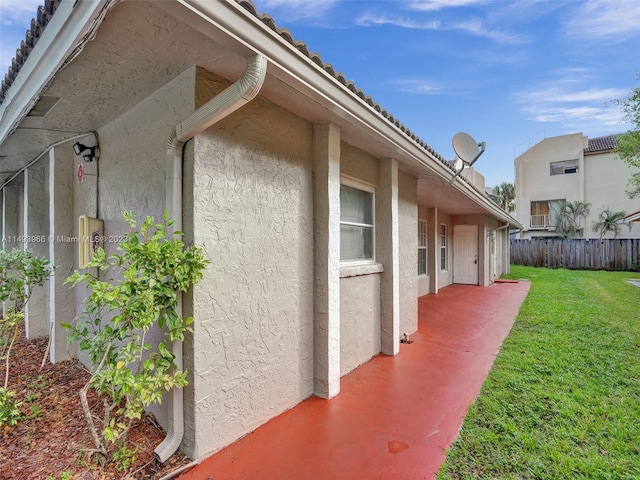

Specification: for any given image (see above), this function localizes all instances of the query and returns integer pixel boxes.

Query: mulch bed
[0,326,192,479]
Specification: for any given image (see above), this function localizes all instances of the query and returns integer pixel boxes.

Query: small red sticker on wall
[77,163,84,183]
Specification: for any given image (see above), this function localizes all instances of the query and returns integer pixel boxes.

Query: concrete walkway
[179,281,530,480]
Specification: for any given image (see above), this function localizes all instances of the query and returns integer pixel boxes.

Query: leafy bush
[0,387,22,427]
[63,212,208,459]
[0,248,53,423]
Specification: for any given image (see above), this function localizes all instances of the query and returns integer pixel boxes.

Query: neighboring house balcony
[530,214,554,230]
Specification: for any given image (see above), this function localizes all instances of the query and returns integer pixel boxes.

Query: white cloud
[407,0,488,12]
[0,0,41,74]
[450,17,525,44]
[356,12,523,44]
[566,0,640,41]
[355,13,440,29]
[0,0,41,26]
[514,75,628,131]
[253,0,339,21]
[516,87,627,104]
[390,79,443,95]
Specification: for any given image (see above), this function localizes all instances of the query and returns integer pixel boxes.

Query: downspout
[155,53,268,463]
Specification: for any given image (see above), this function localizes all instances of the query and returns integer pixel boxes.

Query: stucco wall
[186,69,314,459]
[340,273,381,375]
[341,141,378,186]
[398,170,418,335]
[66,66,198,429]
[515,133,583,234]
[25,161,49,338]
[584,152,640,238]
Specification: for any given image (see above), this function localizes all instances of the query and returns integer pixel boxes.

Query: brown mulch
[0,327,192,479]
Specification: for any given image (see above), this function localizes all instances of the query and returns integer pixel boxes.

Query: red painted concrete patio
[179,281,530,480]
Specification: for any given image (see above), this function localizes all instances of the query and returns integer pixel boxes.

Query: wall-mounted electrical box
[78,215,104,268]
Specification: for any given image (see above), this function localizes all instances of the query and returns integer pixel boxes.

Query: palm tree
[592,208,631,239]
[551,200,591,238]
[489,182,515,213]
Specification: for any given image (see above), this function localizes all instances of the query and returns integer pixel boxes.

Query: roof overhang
[0,0,110,145]
[0,0,520,229]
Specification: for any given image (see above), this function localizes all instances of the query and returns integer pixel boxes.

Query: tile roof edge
[0,0,61,105]
[232,2,483,189]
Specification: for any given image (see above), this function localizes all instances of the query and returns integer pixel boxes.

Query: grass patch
[438,266,640,479]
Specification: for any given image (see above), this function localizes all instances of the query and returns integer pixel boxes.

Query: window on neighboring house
[440,224,447,271]
[530,199,564,228]
[418,219,427,275]
[340,182,374,262]
[550,159,578,176]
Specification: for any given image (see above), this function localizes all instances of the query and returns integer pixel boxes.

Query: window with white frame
[418,219,427,275]
[340,182,374,262]
[440,224,447,271]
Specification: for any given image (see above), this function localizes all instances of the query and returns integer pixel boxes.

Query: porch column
[378,158,399,355]
[313,123,341,399]
[48,147,75,363]
[427,208,438,294]
[23,163,50,339]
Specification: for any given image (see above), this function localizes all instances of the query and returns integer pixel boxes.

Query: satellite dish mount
[448,132,485,184]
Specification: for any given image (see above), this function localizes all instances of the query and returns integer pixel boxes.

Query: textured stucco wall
[66,67,197,429]
[398,170,418,335]
[186,69,314,459]
[3,179,22,251]
[339,273,381,375]
[24,162,49,338]
[341,141,378,186]
[584,151,640,238]
[515,133,583,237]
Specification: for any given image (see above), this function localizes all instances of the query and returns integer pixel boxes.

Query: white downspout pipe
[155,53,268,463]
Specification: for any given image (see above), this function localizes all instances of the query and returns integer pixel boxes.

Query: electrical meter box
[78,215,104,268]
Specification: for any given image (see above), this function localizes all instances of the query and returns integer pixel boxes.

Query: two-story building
[514,132,640,239]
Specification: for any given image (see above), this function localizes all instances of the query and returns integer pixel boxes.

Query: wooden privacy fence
[510,238,640,271]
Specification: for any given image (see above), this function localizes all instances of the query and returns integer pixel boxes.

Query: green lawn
[438,266,640,479]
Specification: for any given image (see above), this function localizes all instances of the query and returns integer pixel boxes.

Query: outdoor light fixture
[72,142,98,162]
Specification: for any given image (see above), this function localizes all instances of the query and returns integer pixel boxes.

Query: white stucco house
[514,132,640,239]
[0,0,520,461]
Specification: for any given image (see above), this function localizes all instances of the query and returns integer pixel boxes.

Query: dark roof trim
[235,0,450,165]
[1,0,61,104]
[585,134,617,154]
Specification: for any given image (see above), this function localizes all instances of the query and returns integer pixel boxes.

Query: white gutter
[155,53,268,463]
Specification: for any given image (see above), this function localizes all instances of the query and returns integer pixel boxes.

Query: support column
[427,208,438,294]
[48,147,75,363]
[377,158,399,355]
[313,123,341,399]
[23,163,50,339]
[3,181,22,318]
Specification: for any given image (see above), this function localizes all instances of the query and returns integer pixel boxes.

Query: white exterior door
[453,225,478,285]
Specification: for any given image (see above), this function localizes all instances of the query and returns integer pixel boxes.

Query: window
[550,159,578,176]
[418,219,427,275]
[440,224,447,271]
[530,199,564,228]
[340,182,374,262]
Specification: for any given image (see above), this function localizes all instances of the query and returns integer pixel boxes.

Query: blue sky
[2,0,639,187]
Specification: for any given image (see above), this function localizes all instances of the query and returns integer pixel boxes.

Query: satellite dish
[452,132,485,166]
[448,132,486,184]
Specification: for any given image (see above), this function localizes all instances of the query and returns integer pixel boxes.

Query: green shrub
[64,211,208,459]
